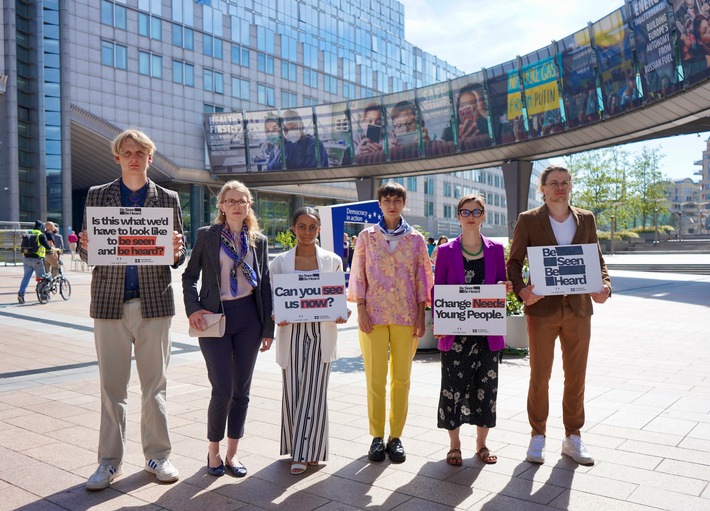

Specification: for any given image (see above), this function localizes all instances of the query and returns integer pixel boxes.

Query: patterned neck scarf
[221,225,258,297]
[377,215,412,242]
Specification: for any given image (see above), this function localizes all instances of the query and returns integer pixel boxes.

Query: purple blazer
[431,234,507,352]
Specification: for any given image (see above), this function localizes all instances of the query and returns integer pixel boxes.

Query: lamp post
[610,201,624,255]
[650,197,666,244]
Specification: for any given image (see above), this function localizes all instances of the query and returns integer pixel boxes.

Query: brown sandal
[477,446,497,464]
[446,448,463,466]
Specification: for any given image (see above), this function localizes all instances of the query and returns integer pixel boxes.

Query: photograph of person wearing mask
[281,110,329,170]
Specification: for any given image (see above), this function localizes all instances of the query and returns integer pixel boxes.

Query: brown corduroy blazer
[507,204,610,318]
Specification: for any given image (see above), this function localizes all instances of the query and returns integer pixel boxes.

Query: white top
[550,213,576,245]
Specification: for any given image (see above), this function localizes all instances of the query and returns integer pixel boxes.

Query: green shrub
[274,230,296,250]
[504,240,527,316]
[618,230,639,239]
[597,231,611,240]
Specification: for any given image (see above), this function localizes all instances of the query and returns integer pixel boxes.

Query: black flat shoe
[225,459,247,477]
[368,437,386,462]
[207,454,225,477]
[386,438,406,463]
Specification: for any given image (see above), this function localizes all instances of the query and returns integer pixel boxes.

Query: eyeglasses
[459,208,484,218]
[545,181,571,189]
[221,199,249,207]
[393,118,417,132]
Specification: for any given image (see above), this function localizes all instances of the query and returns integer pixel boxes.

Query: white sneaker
[562,435,595,465]
[526,435,546,464]
[145,458,180,482]
[86,463,122,491]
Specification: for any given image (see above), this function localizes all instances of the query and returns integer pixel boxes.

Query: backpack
[20,230,41,256]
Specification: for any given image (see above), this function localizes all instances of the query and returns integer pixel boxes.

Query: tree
[564,147,629,230]
[627,145,669,228]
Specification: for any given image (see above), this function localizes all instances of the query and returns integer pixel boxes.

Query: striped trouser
[280,321,331,462]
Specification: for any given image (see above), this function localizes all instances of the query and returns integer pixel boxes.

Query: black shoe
[368,437,386,462]
[206,454,225,477]
[225,459,247,477]
[386,438,406,463]
[17,295,24,304]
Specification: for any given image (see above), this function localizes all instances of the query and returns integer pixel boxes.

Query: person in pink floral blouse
[347,182,433,463]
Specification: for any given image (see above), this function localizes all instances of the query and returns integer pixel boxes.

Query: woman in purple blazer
[432,194,511,467]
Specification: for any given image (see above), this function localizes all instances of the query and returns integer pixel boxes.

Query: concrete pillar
[356,177,381,201]
[189,184,204,248]
[502,160,533,239]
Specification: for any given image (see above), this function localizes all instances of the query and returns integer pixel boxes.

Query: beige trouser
[94,299,173,466]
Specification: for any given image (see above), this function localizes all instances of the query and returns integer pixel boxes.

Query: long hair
[215,180,261,246]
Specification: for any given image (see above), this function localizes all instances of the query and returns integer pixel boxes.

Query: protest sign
[432,284,506,336]
[86,207,174,266]
[273,272,347,323]
[527,243,603,295]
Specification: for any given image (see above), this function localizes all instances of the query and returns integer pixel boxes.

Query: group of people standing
[77,129,610,493]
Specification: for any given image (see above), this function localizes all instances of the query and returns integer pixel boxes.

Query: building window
[203,34,223,59]
[424,177,434,195]
[282,91,297,108]
[101,40,127,69]
[231,77,249,100]
[257,53,274,74]
[343,82,356,99]
[302,96,318,106]
[303,68,318,88]
[392,177,405,186]
[172,24,194,50]
[203,69,223,94]
[138,13,161,40]
[139,51,162,78]
[281,61,297,82]
[258,83,275,107]
[231,44,249,67]
[324,75,337,94]
[454,184,462,199]
[443,204,452,218]
[172,60,194,86]
[101,0,127,29]
[204,104,224,113]
[407,177,417,191]
[444,181,452,197]
[425,201,434,217]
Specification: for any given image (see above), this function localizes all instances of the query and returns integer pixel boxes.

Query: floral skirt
[438,335,498,430]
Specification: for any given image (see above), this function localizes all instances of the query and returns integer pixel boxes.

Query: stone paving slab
[0,254,709,510]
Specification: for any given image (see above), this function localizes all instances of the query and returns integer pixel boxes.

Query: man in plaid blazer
[79,129,186,491]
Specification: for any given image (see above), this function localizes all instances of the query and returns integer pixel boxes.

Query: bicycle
[35,256,71,304]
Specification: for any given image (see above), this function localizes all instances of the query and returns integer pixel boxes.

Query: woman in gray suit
[183,180,274,477]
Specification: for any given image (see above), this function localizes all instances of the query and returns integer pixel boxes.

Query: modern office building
[0,0,538,241]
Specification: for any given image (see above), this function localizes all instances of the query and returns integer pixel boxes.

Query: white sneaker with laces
[145,458,180,482]
[562,434,595,465]
[86,463,122,491]
[526,435,546,464]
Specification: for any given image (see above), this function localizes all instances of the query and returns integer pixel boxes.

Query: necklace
[461,242,484,257]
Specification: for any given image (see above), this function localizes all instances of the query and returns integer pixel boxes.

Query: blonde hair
[215,180,261,246]
[111,129,157,157]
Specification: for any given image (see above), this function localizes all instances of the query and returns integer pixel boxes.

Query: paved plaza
[0,253,709,510]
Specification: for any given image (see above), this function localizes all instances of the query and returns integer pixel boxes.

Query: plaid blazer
[79,178,186,319]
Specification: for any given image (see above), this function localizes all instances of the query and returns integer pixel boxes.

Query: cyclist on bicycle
[17,220,57,304]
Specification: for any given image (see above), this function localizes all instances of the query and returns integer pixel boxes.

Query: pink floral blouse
[347,225,433,326]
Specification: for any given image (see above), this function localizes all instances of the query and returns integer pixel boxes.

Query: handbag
[188,313,226,338]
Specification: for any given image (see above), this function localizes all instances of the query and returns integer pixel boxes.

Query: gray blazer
[182,224,274,338]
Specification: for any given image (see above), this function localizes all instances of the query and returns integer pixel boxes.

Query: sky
[398,0,708,182]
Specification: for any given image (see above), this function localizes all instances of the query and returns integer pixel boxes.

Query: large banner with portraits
[517,47,563,138]
[314,101,353,168]
[204,112,248,173]
[384,91,422,161]
[415,81,456,157]
[558,27,599,126]
[449,72,493,151]
[349,97,387,165]
[628,0,677,101]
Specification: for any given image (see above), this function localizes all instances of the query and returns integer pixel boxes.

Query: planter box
[506,315,529,349]
[418,309,437,350]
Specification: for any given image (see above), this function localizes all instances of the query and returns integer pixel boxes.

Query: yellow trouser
[359,324,417,438]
